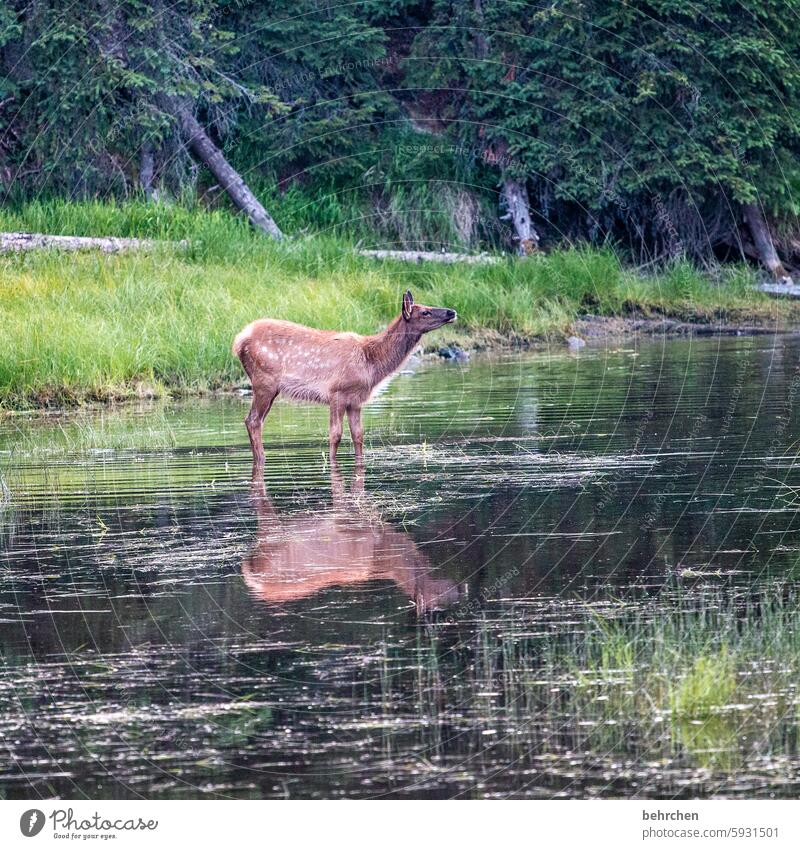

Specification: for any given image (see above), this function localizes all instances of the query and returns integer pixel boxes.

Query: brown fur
[233,290,456,470]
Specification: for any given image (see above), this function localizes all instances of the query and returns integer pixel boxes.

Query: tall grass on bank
[0,200,778,409]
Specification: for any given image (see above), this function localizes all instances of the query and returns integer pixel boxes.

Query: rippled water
[2,335,800,798]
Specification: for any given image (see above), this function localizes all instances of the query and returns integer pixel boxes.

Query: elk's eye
[422,310,431,316]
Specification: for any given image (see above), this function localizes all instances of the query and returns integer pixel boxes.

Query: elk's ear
[402,290,414,321]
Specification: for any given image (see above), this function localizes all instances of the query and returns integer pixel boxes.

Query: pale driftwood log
[501,178,539,256]
[358,249,499,265]
[176,106,283,240]
[757,282,800,299]
[0,232,185,253]
[0,236,498,263]
[742,202,792,284]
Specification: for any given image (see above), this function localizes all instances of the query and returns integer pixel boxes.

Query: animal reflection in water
[243,466,462,614]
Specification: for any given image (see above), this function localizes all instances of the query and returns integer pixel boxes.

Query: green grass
[0,199,787,410]
[552,591,800,721]
[372,585,800,774]
[670,650,738,719]
[559,590,800,771]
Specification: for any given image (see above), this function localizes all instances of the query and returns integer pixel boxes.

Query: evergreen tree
[407,0,800,266]
[2,0,800,271]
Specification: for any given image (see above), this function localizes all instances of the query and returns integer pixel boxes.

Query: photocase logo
[19,809,45,837]
[15,807,159,839]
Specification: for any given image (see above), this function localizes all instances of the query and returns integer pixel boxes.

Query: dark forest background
[2,1,800,275]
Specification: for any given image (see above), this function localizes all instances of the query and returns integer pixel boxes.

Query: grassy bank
[0,199,792,410]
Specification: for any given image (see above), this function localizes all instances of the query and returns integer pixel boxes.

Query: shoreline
[434,311,798,355]
[2,220,797,414]
[572,313,796,340]
[2,312,795,415]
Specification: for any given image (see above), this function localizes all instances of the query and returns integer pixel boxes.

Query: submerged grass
[0,406,178,459]
[670,650,738,719]
[554,589,800,723]
[0,199,788,410]
[378,586,800,775]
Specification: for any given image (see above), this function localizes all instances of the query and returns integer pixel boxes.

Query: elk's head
[401,290,457,332]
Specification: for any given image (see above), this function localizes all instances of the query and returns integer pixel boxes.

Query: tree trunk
[176,106,283,240]
[473,2,541,256]
[140,144,155,199]
[502,178,539,256]
[742,202,791,283]
[473,0,489,58]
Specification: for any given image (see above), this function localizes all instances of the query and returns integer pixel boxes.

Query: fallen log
[757,282,800,299]
[0,232,186,253]
[175,106,283,240]
[358,249,500,265]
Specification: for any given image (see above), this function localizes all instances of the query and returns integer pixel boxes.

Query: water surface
[2,335,800,798]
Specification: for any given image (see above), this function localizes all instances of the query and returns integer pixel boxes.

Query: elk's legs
[329,401,345,462]
[347,406,364,462]
[245,386,277,474]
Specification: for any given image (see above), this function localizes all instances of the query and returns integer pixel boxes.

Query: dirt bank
[571,313,796,340]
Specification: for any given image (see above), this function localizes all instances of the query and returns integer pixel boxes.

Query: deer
[242,465,463,615]
[232,290,456,471]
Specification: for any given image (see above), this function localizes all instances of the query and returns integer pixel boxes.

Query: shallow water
[2,335,800,798]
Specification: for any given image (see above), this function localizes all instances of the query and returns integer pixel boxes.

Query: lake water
[2,335,800,799]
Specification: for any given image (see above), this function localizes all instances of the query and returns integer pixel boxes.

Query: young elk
[232,290,456,470]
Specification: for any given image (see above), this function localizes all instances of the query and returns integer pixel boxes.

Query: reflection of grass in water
[379,587,800,779]
[0,407,183,506]
[0,472,15,548]
[674,714,742,774]
[1,407,177,458]
[0,397,339,503]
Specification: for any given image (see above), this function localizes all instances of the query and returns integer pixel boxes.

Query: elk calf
[233,290,456,469]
